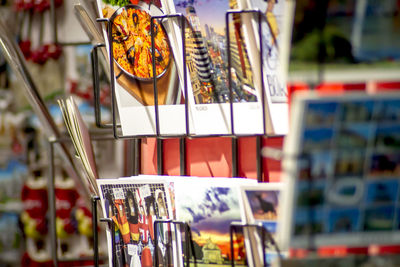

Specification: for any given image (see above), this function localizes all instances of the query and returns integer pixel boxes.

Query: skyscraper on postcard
[185,6,214,103]
[228,0,257,101]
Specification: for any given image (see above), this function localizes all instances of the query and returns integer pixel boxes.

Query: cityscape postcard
[95,0,189,136]
[174,177,256,266]
[162,0,265,135]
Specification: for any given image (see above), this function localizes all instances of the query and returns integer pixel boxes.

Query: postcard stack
[89,0,294,136]
[96,175,286,267]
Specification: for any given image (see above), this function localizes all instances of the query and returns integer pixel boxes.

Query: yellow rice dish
[110,7,170,79]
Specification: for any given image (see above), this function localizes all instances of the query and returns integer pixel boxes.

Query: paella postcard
[161,0,266,135]
[96,0,191,136]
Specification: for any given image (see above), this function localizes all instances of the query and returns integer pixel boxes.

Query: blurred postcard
[281,91,400,249]
[95,0,188,136]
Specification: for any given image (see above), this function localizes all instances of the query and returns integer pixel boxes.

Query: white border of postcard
[95,1,190,136]
[239,0,295,135]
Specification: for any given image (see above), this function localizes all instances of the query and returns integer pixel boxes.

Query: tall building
[227,0,257,102]
[185,6,214,103]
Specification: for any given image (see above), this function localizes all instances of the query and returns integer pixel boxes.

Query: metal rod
[157,138,163,175]
[92,196,100,267]
[258,10,267,135]
[187,224,197,266]
[48,140,58,267]
[150,17,161,136]
[100,218,116,267]
[256,135,264,182]
[58,41,92,46]
[50,0,57,44]
[154,220,193,266]
[108,20,120,139]
[134,139,141,175]
[226,11,235,135]
[101,17,120,139]
[261,227,267,267]
[230,224,235,267]
[180,15,190,136]
[154,220,161,267]
[91,43,112,129]
[180,137,186,176]
[232,137,238,177]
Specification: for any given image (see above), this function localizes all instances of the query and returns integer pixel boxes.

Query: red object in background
[33,0,50,13]
[375,81,400,91]
[19,40,32,59]
[21,182,48,235]
[69,80,93,100]
[14,0,25,11]
[47,43,63,60]
[23,0,35,10]
[55,186,79,235]
[14,0,34,11]
[31,44,49,65]
[55,0,63,7]
[21,253,53,267]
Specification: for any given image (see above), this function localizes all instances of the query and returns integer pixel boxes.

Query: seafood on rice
[110,6,170,79]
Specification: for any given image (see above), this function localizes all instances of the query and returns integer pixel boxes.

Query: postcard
[161,0,267,135]
[95,0,189,136]
[281,91,400,249]
[239,0,295,135]
[239,183,284,267]
[58,96,99,196]
[97,177,179,267]
[173,177,256,266]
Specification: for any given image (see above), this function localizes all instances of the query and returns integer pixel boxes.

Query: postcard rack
[47,134,116,267]
[91,8,283,180]
[43,5,286,267]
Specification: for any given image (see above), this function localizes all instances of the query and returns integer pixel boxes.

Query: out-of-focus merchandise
[21,167,51,264]
[281,91,400,250]
[0,212,23,266]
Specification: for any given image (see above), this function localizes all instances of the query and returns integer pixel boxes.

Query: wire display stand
[47,134,115,267]
[92,8,285,180]
[45,6,289,267]
[230,221,283,267]
[154,219,196,267]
